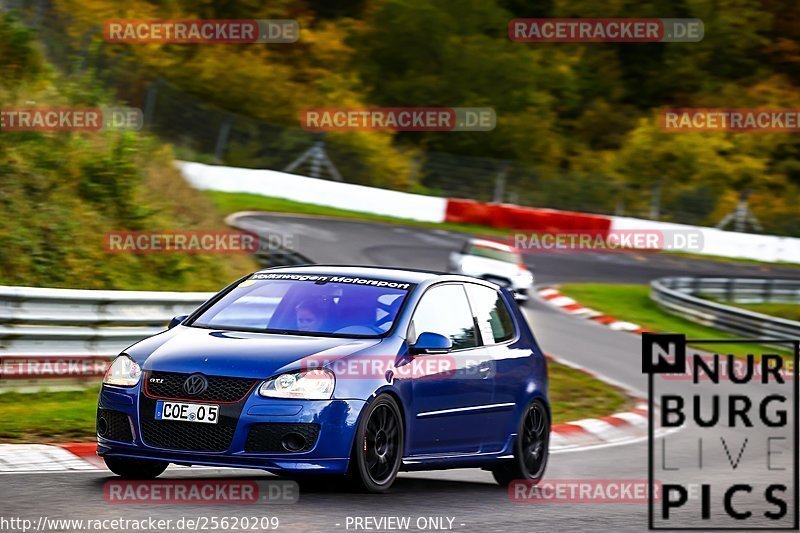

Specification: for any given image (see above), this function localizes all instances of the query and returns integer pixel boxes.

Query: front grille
[139,394,244,452]
[245,423,320,453]
[145,371,257,403]
[97,408,133,443]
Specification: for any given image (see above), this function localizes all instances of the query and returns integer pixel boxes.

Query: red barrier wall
[445,199,611,235]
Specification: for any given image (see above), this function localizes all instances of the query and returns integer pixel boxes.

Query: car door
[407,283,496,456]
[463,283,523,453]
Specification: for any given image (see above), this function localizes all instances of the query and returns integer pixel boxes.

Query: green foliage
[0,12,44,90]
[15,0,800,233]
[0,14,257,290]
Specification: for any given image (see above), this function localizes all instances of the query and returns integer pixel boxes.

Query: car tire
[104,456,169,479]
[349,394,404,493]
[491,399,549,486]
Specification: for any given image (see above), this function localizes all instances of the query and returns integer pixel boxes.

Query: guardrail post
[143,78,162,129]
[214,114,234,164]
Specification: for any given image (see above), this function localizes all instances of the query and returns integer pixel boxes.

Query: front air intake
[245,423,320,453]
[96,408,133,443]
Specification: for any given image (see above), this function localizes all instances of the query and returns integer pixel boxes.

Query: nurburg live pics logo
[642,333,799,530]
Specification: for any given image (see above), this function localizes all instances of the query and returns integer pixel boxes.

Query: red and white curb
[0,404,656,472]
[538,287,653,334]
[550,402,649,452]
[543,352,656,452]
[0,442,173,474]
[0,412,654,473]
[532,290,674,450]
[0,443,98,473]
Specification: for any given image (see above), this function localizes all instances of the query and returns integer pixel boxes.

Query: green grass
[549,361,630,424]
[0,386,100,442]
[718,302,800,322]
[558,283,791,358]
[666,251,800,269]
[205,191,508,236]
[0,361,627,442]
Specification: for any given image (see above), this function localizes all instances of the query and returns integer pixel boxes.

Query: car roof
[467,238,519,253]
[255,264,451,284]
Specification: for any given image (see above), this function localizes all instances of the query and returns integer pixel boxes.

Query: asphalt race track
[235,213,800,284]
[4,213,798,532]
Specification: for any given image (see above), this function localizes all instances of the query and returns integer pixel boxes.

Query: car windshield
[189,273,414,337]
[467,244,522,264]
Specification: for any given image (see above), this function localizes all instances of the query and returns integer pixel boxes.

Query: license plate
[155,401,219,424]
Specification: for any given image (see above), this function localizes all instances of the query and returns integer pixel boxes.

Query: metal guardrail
[650,277,800,342]
[0,286,213,391]
[662,277,800,304]
[0,213,313,390]
[0,286,214,353]
[0,213,311,354]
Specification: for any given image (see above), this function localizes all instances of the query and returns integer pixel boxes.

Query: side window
[410,284,477,350]
[465,284,515,344]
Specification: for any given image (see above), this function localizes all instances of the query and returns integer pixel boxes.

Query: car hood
[128,325,383,379]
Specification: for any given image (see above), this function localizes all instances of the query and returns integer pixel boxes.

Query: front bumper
[97,384,365,475]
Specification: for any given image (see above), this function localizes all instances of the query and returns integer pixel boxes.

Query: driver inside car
[295,298,330,332]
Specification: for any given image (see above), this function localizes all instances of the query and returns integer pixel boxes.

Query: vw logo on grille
[183,374,208,396]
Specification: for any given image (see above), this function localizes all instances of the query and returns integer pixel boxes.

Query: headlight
[259,369,335,400]
[103,354,142,387]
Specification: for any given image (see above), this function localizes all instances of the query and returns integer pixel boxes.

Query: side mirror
[410,332,452,355]
[168,315,189,329]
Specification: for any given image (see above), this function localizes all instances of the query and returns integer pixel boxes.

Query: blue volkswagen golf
[97,266,550,492]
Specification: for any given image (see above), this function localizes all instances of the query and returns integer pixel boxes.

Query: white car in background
[448,238,534,302]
